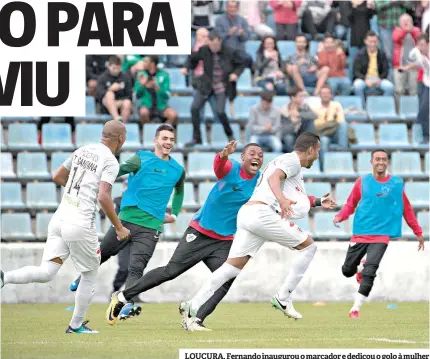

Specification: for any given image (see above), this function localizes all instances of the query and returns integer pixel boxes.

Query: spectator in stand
[192,1,218,32]
[254,36,287,95]
[122,55,146,82]
[269,0,301,41]
[86,55,110,97]
[184,32,244,147]
[135,56,178,125]
[421,0,430,33]
[247,92,283,153]
[374,1,412,64]
[332,1,350,40]
[240,0,274,39]
[285,34,323,95]
[300,0,336,40]
[96,56,133,122]
[392,14,421,97]
[352,31,394,101]
[412,0,429,31]
[280,87,317,152]
[317,33,352,95]
[312,84,348,170]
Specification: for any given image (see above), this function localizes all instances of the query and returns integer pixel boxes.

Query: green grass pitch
[1,302,429,359]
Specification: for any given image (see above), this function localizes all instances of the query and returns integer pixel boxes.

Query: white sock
[118,292,126,303]
[191,263,241,313]
[70,269,98,329]
[351,292,366,312]
[4,261,61,284]
[278,243,317,302]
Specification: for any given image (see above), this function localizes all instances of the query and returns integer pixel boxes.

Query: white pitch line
[367,338,430,344]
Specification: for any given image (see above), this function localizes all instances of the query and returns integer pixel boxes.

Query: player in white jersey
[0,120,130,334]
[181,132,337,329]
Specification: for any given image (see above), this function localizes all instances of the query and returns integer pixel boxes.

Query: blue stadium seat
[425,152,429,175]
[165,68,192,94]
[210,123,242,151]
[122,123,141,150]
[292,216,310,232]
[26,182,59,210]
[309,41,320,56]
[0,116,40,123]
[245,41,260,61]
[1,213,36,241]
[163,212,196,241]
[391,152,425,179]
[405,182,429,209]
[399,96,418,121]
[278,41,296,58]
[302,158,322,179]
[366,96,400,121]
[1,153,16,179]
[350,124,376,149]
[36,213,54,240]
[402,218,415,239]
[142,123,159,149]
[273,96,290,109]
[335,182,354,207]
[304,182,331,198]
[168,182,197,210]
[379,124,409,148]
[233,96,260,121]
[42,123,74,151]
[237,69,261,94]
[313,212,348,240]
[188,153,217,180]
[411,124,428,150]
[261,152,283,169]
[8,123,40,151]
[1,126,6,150]
[357,152,372,175]
[75,96,106,121]
[418,212,429,237]
[1,183,25,210]
[334,96,367,121]
[51,152,72,174]
[170,152,184,167]
[75,124,103,147]
[198,182,216,204]
[324,152,356,178]
[176,123,208,149]
[17,152,50,179]
[169,97,193,120]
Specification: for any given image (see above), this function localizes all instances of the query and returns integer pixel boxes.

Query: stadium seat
[164,212,196,240]
[51,152,72,174]
[379,124,409,148]
[1,152,16,179]
[391,152,425,179]
[277,40,296,59]
[36,213,54,240]
[402,218,414,239]
[366,96,400,121]
[176,123,208,149]
[1,182,25,210]
[302,158,322,179]
[42,123,74,151]
[313,212,348,240]
[245,41,260,61]
[324,152,356,178]
[335,182,354,207]
[399,95,418,121]
[26,182,59,210]
[17,152,50,179]
[142,123,159,149]
[188,153,217,180]
[309,41,319,56]
[232,96,260,121]
[404,182,429,209]
[75,96,107,121]
[425,152,429,175]
[1,213,36,241]
[304,182,331,198]
[75,124,103,147]
[334,96,367,122]
[169,97,193,120]
[411,124,428,150]
[0,126,6,150]
[170,152,184,167]
[272,96,290,109]
[165,68,192,94]
[198,182,216,204]
[237,69,261,94]
[418,212,429,237]
[261,152,282,169]
[8,123,40,151]
[168,182,197,210]
[209,123,242,151]
[122,123,141,150]
[357,152,372,175]
[350,123,376,150]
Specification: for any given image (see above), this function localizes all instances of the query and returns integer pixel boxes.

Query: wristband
[315,198,322,207]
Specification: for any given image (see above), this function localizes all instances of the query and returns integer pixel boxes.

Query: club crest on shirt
[186,233,197,242]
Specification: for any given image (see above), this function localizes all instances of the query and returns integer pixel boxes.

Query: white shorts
[229,204,309,258]
[42,215,101,272]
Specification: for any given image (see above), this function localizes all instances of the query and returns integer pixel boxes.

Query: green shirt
[118,154,185,232]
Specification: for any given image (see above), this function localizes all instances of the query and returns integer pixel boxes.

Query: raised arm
[214,141,236,180]
[118,154,141,177]
[334,177,362,224]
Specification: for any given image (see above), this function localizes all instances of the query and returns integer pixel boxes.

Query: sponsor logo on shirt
[154,168,167,173]
[232,185,243,192]
[186,233,197,242]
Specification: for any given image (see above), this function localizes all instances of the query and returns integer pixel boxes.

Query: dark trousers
[191,90,233,143]
[100,221,160,290]
[275,23,297,41]
[112,242,131,291]
[417,85,429,142]
[39,117,75,132]
[341,242,388,297]
[301,9,336,39]
[123,227,233,323]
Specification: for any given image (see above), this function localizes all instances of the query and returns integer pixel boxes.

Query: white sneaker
[186,318,212,332]
[178,301,197,330]
[271,294,303,320]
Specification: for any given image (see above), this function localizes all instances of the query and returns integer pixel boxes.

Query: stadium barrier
[1,242,428,303]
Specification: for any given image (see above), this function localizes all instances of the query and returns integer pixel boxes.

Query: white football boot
[271,294,303,320]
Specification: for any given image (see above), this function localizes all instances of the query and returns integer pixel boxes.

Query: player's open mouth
[250,161,259,169]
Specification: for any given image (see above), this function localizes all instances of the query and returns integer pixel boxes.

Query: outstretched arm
[214,140,237,180]
[334,177,362,226]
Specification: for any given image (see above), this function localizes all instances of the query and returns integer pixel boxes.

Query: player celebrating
[333,149,424,319]
[181,132,337,329]
[70,125,185,317]
[0,120,129,334]
[105,141,264,329]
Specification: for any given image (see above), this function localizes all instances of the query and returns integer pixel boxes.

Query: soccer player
[181,132,337,329]
[333,149,424,318]
[0,120,130,334]
[105,141,264,329]
[70,125,185,314]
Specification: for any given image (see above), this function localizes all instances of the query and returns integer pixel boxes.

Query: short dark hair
[260,91,274,102]
[324,32,334,40]
[294,132,320,152]
[155,124,175,138]
[209,31,222,41]
[295,33,307,42]
[371,149,388,159]
[147,55,159,66]
[417,34,429,43]
[320,84,332,92]
[243,143,262,153]
[365,30,378,39]
[288,86,301,98]
[108,55,122,66]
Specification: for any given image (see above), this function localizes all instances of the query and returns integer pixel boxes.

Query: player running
[333,149,424,319]
[181,132,337,329]
[0,120,129,334]
[105,141,264,329]
[69,124,185,319]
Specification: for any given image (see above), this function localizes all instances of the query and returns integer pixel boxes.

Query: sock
[118,292,127,303]
[351,292,366,312]
[278,243,317,302]
[69,269,98,329]
[4,261,61,284]
[191,263,241,314]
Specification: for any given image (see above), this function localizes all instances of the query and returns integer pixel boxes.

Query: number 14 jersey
[56,143,119,229]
